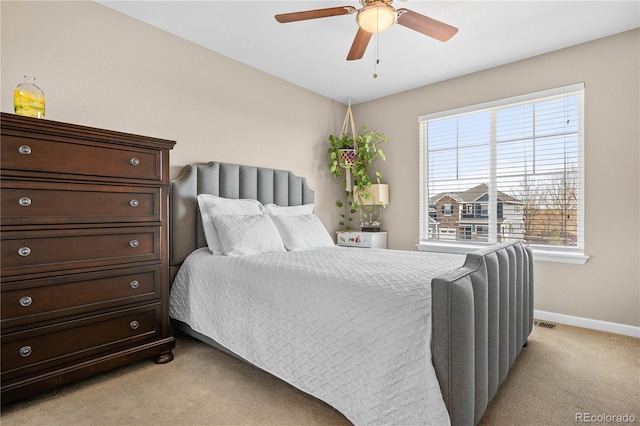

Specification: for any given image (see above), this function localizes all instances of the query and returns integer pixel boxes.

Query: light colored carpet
[477,323,639,425]
[1,322,638,426]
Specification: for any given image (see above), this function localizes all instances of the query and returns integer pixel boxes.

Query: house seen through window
[419,84,585,254]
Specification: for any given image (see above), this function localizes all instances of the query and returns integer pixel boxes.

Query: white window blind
[419,84,585,257]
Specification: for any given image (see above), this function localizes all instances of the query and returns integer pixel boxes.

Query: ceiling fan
[275,0,458,61]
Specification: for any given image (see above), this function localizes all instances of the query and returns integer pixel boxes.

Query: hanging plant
[328,124,388,230]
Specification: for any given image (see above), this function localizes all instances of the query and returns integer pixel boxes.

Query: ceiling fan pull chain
[373,28,379,79]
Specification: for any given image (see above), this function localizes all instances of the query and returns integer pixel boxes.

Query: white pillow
[197,194,265,254]
[212,214,285,256]
[264,203,315,216]
[270,214,335,251]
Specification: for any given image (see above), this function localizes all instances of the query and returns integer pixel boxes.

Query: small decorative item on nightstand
[336,231,388,249]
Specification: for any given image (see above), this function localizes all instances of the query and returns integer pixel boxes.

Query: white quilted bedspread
[169,246,465,426]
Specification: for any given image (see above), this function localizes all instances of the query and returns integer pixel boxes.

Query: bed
[168,162,534,426]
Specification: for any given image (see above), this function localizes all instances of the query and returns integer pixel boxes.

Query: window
[443,204,452,216]
[461,226,472,240]
[419,84,586,262]
[480,203,488,217]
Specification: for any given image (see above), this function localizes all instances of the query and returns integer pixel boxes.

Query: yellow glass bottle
[14,75,45,118]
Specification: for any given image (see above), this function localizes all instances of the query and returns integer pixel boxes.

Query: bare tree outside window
[510,169,578,246]
[511,176,543,244]
[543,169,578,246]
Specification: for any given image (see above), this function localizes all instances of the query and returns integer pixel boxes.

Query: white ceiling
[98,1,639,105]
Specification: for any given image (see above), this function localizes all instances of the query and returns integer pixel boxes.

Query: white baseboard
[534,310,640,338]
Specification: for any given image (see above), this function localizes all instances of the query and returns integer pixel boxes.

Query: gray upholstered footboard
[431,241,534,426]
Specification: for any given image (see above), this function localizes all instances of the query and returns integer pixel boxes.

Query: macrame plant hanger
[338,99,358,194]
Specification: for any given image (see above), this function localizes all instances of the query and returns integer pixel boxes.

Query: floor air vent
[534,320,557,330]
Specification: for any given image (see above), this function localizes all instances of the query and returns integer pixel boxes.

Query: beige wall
[2,2,638,328]
[0,1,346,227]
[353,29,640,328]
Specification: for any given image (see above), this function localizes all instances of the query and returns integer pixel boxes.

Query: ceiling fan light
[357,4,396,33]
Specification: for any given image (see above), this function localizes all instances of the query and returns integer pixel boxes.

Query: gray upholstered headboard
[169,162,314,281]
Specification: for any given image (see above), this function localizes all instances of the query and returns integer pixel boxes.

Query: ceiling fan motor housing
[357,0,397,34]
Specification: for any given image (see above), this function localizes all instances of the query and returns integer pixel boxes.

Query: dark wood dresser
[0,113,176,404]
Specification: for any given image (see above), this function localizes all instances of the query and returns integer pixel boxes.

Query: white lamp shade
[356,4,396,34]
[354,184,389,205]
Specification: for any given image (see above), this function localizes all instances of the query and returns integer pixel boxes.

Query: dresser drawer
[1,303,162,378]
[1,181,161,226]
[1,134,162,182]
[1,227,161,277]
[1,265,162,329]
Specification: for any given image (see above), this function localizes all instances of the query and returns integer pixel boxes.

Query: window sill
[416,241,589,265]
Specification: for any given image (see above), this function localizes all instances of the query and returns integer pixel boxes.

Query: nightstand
[336,231,388,249]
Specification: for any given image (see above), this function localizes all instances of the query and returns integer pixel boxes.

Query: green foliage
[327,125,389,230]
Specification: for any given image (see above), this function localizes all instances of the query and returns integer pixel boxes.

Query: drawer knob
[128,240,139,248]
[130,320,140,330]
[129,158,140,166]
[129,280,140,289]
[19,296,33,307]
[129,199,139,207]
[19,197,32,206]
[18,247,31,257]
[19,346,32,358]
[18,145,32,155]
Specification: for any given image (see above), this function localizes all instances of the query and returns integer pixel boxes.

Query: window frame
[417,83,588,264]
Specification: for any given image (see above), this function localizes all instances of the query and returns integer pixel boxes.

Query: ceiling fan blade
[347,27,372,61]
[396,8,458,42]
[275,6,356,23]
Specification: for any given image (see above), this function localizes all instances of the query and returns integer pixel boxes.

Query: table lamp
[353,184,389,232]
